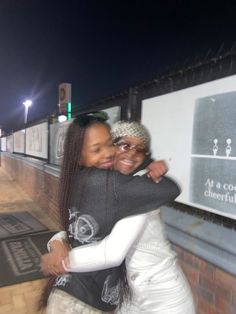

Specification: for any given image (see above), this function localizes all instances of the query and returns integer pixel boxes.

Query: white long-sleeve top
[48,208,176,274]
[48,213,148,272]
[48,211,195,313]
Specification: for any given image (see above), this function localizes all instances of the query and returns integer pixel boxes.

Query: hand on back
[41,240,70,276]
[146,160,168,182]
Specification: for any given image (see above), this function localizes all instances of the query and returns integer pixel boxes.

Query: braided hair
[40,112,111,308]
[40,112,130,309]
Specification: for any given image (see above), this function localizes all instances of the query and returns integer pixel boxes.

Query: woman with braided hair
[41,113,180,314]
[43,120,195,314]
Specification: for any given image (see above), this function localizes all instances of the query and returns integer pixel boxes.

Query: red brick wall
[1,155,60,226]
[1,154,236,314]
[173,244,236,314]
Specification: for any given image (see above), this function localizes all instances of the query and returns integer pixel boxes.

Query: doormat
[0,212,48,239]
[0,231,58,287]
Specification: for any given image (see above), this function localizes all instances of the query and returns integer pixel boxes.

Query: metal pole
[24,106,29,125]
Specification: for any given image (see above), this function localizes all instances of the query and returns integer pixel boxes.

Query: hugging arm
[114,174,180,221]
[47,231,68,251]
[64,213,147,272]
[43,171,180,275]
[43,214,147,274]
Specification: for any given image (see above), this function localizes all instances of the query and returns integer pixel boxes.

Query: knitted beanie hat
[111,121,150,149]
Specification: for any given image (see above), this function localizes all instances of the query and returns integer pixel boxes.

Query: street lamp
[23,99,32,125]
[58,114,67,123]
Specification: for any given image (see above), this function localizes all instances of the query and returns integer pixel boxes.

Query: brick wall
[1,154,60,226]
[173,244,236,314]
[1,154,236,314]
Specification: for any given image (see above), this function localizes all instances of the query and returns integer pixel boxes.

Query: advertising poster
[50,119,72,165]
[25,122,48,159]
[142,75,236,219]
[1,137,7,152]
[49,106,121,166]
[13,130,25,154]
[6,135,13,153]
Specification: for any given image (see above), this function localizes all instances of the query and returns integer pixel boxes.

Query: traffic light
[67,102,71,120]
[58,102,72,120]
[58,83,72,121]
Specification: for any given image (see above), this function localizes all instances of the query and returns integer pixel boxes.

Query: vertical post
[23,100,32,156]
[47,115,51,164]
[0,127,1,166]
[23,100,32,125]
[24,106,27,156]
[24,128,26,156]
[24,106,28,125]
[127,87,140,121]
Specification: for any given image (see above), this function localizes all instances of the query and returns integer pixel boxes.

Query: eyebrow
[118,140,145,147]
[90,137,113,147]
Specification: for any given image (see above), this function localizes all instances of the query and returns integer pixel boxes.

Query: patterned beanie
[111,121,150,150]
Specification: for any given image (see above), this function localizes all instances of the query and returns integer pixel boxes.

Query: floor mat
[0,231,58,287]
[0,211,48,239]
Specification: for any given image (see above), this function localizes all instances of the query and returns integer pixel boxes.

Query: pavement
[0,167,58,314]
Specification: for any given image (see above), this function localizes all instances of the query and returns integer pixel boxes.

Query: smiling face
[80,122,115,169]
[113,136,146,174]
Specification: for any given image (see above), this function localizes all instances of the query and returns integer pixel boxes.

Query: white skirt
[116,262,195,314]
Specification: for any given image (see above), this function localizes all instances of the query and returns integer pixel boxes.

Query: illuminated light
[23,99,33,124]
[58,115,67,123]
[23,99,32,108]
[67,102,72,120]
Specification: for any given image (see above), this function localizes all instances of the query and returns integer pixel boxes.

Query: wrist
[50,239,66,251]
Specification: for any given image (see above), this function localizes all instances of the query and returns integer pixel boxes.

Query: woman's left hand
[41,252,64,276]
[41,240,70,276]
[146,160,168,182]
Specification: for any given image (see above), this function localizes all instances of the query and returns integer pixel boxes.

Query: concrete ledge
[2,152,60,175]
[44,164,60,177]
[24,157,47,171]
[3,152,47,171]
[161,205,236,276]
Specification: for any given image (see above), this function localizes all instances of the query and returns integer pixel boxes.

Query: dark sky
[0,0,236,132]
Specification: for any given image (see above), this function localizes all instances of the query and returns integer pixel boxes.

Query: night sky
[0,0,236,132]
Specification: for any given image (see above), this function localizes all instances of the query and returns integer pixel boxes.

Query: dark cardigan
[54,168,180,311]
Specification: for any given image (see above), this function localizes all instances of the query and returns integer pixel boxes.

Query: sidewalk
[0,167,58,314]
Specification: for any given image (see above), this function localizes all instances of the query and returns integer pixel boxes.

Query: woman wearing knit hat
[43,119,195,314]
[43,121,195,314]
[41,114,180,314]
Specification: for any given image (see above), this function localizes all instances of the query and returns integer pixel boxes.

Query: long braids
[40,113,131,309]
[39,113,110,309]
[59,121,85,231]
[39,120,85,309]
